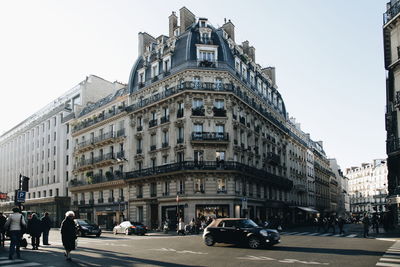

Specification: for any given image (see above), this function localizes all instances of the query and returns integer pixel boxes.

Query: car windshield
[131,222,144,226]
[238,219,258,228]
[76,220,90,225]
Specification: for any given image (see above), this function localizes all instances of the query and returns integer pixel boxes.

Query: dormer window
[199,19,207,28]
[199,50,215,62]
[151,62,159,78]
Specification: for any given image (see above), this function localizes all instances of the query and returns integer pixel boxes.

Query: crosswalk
[376,241,400,266]
[280,231,359,238]
[0,257,51,267]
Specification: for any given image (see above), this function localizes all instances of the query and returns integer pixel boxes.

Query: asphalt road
[0,230,397,267]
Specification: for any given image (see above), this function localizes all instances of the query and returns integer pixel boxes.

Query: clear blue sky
[0,0,388,169]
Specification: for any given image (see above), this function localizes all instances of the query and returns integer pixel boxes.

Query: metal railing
[384,1,400,25]
[72,107,125,133]
[191,132,229,142]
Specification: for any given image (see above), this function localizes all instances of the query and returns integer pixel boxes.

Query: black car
[202,218,280,249]
[113,221,147,235]
[74,219,102,237]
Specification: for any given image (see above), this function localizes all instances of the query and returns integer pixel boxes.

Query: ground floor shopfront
[75,202,128,230]
[128,197,290,229]
[0,196,70,227]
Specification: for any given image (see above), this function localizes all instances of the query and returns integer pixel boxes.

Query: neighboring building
[346,160,388,216]
[384,0,400,226]
[67,87,129,229]
[0,75,123,225]
[329,158,349,217]
[313,141,331,213]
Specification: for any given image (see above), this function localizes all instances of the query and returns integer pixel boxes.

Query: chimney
[242,40,249,54]
[169,11,178,37]
[179,7,195,32]
[262,67,276,87]
[248,46,256,62]
[138,32,156,56]
[221,19,235,41]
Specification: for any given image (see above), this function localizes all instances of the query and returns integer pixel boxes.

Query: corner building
[124,7,293,228]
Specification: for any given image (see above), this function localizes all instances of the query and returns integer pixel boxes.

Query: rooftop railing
[384,1,400,25]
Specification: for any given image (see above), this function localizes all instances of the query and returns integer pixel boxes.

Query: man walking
[362,213,370,238]
[41,212,52,245]
[4,207,27,260]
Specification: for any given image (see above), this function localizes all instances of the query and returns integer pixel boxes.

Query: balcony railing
[160,115,170,124]
[116,150,125,159]
[213,108,226,117]
[72,107,125,133]
[98,198,104,203]
[93,152,115,164]
[384,1,400,25]
[149,119,158,128]
[108,197,115,203]
[124,161,293,190]
[177,138,184,144]
[239,116,246,125]
[125,81,287,133]
[198,60,216,68]
[150,145,157,151]
[93,131,115,145]
[192,107,205,116]
[191,132,229,142]
[162,142,169,148]
[137,148,143,154]
[137,125,143,132]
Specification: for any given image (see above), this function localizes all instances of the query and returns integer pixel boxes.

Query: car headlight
[81,226,88,230]
[260,230,269,237]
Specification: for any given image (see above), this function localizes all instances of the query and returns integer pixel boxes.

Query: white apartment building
[346,160,388,216]
[0,75,124,225]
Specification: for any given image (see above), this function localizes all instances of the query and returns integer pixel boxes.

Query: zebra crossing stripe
[376,262,400,266]
[308,233,320,236]
[345,234,357,238]
[319,233,333,236]
[0,259,24,265]
[1,262,42,267]
[293,232,310,235]
[381,258,400,263]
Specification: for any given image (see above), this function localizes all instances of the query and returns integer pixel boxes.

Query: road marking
[2,263,41,267]
[333,234,342,237]
[0,259,24,264]
[376,263,400,266]
[319,233,333,236]
[237,255,275,261]
[308,233,320,236]
[381,258,400,263]
[237,256,329,265]
[345,234,357,238]
[278,259,329,265]
[150,248,208,255]
[293,232,311,236]
[285,232,300,235]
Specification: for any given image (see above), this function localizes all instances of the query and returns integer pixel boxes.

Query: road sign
[16,190,26,203]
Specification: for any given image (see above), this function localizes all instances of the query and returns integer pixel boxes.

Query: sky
[0,0,388,170]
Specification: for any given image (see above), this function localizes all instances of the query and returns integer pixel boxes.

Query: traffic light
[20,174,30,192]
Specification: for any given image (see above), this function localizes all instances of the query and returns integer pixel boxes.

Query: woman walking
[4,207,26,260]
[60,211,77,261]
[27,213,42,250]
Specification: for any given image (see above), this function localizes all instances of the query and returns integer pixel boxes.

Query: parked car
[74,219,102,237]
[113,221,147,235]
[202,218,280,249]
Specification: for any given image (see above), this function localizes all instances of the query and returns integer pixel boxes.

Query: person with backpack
[4,207,27,260]
[27,213,42,250]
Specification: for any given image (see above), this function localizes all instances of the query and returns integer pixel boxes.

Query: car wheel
[96,233,101,237]
[113,229,117,235]
[125,229,130,235]
[78,230,85,237]
[248,236,261,249]
[204,235,215,246]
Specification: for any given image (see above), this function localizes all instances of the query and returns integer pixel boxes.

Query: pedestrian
[60,211,77,261]
[372,214,380,235]
[338,216,345,235]
[41,212,52,245]
[362,213,370,238]
[27,213,42,250]
[177,218,185,235]
[326,215,337,234]
[4,207,27,260]
[0,212,6,247]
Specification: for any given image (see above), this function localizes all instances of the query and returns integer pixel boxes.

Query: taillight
[131,226,136,228]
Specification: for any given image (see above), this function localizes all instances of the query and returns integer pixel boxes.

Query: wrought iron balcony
[124,161,293,190]
[191,132,229,142]
[150,145,157,151]
[118,196,125,202]
[79,200,85,205]
[160,115,170,124]
[137,148,142,154]
[98,198,104,203]
[233,114,237,120]
[384,1,400,25]
[177,138,184,144]
[89,199,94,205]
[137,125,143,132]
[239,116,246,125]
[192,107,205,116]
[162,142,169,148]
[177,109,184,118]
[72,106,125,133]
[93,152,115,164]
[293,184,307,193]
[149,119,158,128]
[198,60,216,68]
[213,107,226,117]
[116,150,125,159]
[108,197,114,203]
[136,195,143,199]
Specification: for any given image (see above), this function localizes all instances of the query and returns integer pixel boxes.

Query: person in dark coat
[60,211,77,261]
[41,212,52,245]
[27,213,42,250]
[0,212,6,247]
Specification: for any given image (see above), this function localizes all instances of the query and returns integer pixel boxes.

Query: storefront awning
[297,207,319,214]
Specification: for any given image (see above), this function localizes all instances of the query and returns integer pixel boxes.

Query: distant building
[383,0,400,225]
[329,159,349,217]
[346,160,388,216]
